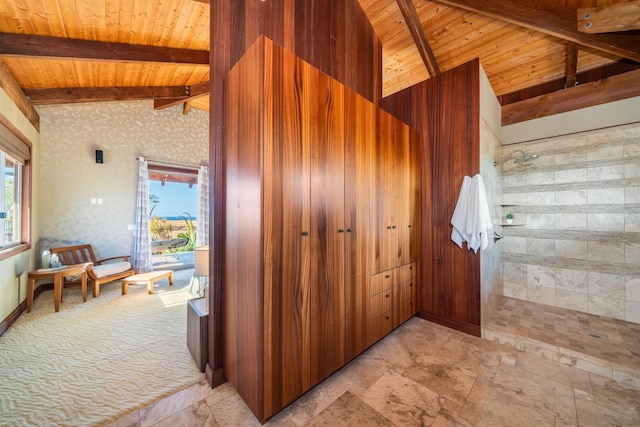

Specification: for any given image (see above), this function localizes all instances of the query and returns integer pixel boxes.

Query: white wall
[36,100,208,266]
[0,87,41,321]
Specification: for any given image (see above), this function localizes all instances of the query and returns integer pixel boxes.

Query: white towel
[450,174,493,253]
[450,175,471,249]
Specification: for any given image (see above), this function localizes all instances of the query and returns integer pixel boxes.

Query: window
[0,120,31,258]
[147,162,199,249]
[1,151,22,248]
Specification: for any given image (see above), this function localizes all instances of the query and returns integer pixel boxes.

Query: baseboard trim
[0,301,25,337]
[206,365,226,389]
[416,311,481,337]
[0,283,53,337]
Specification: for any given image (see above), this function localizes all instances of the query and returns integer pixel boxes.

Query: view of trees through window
[148,180,197,253]
[1,151,22,249]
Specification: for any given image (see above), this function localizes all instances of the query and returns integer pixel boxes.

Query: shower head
[513,154,539,164]
[494,150,539,166]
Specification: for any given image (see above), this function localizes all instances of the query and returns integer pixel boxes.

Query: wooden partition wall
[208,0,382,387]
[380,59,482,336]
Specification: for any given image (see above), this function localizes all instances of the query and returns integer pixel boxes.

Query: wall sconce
[95,149,104,164]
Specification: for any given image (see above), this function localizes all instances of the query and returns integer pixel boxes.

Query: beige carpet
[0,269,205,427]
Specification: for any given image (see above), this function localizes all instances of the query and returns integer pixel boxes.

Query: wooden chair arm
[96,255,131,265]
[86,263,99,280]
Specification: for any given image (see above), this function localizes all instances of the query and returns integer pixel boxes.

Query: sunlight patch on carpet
[0,272,205,426]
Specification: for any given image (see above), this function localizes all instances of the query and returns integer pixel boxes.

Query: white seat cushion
[92,261,132,278]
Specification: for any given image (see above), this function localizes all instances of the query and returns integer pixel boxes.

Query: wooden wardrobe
[223,36,420,423]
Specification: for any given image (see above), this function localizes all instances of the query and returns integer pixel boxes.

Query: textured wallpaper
[36,100,208,260]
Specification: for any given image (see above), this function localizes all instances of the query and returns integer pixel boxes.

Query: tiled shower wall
[479,67,503,326]
[500,122,640,323]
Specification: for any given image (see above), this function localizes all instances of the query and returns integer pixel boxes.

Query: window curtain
[196,165,209,246]
[132,157,152,272]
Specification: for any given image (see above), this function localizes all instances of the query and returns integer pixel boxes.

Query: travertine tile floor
[108,311,640,427]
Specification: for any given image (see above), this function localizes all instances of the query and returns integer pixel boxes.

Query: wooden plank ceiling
[0,0,211,112]
[0,0,638,119]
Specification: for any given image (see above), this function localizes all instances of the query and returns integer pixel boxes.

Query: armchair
[50,244,135,297]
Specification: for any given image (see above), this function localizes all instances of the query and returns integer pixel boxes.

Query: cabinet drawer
[398,297,415,325]
[370,291,387,319]
[371,269,396,296]
[370,312,394,344]
[399,279,415,303]
[399,262,417,282]
[370,285,400,319]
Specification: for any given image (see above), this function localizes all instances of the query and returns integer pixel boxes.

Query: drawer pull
[385,294,389,298]
[338,229,345,233]
[302,231,309,236]
[385,274,390,278]
[409,282,413,287]
[385,316,390,320]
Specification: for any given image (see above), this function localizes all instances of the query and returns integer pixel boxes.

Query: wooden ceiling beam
[154,98,185,110]
[502,68,640,125]
[578,1,640,34]
[188,81,210,94]
[434,0,640,62]
[498,61,640,105]
[395,0,441,77]
[154,80,210,110]
[0,33,209,65]
[0,60,39,131]
[564,42,578,89]
[23,86,194,105]
[183,101,192,115]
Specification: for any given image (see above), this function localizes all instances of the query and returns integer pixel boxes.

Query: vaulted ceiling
[0,0,638,121]
[364,0,639,96]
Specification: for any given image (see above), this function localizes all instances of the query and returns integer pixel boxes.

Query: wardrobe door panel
[406,129,421,263]
[262,47,312,416]
[223,41,265,419]
[344,88,373,362]
[372,109,399,273]
[309,67,346,386]
[396,121,410,266]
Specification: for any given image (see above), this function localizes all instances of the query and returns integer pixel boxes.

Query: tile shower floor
[484,296,640,388]
[108,311,640,427]
[486,296,640,368]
